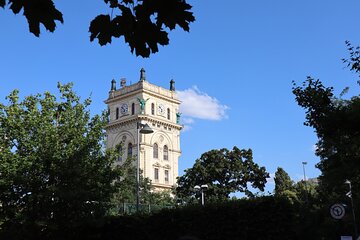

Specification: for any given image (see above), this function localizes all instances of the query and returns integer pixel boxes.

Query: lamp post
[302,162,307,182]
[302,161,308,203]
[345,179,358,238]
[136,122,153,212]
[194,184,208,206]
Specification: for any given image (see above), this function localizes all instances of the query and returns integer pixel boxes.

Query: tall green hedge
[0,197,349,239]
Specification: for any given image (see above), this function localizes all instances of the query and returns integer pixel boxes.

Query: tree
[293,179,319,204]
[111,154,174,213]
[176,146,269,203]
[274,167,294,195]
[112,156,163,206]
[273,167,320,205]
[112,157,151,205]
[0,0,195,57]
[292,42,360,202]
[0,83,118,234]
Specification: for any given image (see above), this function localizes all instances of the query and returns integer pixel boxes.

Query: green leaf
[151,0,195,31]
[89,14,113,45]
[90,0,194,57]
[8,0,63,37]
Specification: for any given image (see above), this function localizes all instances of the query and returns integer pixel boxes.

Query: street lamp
[302,162,307,182]
[136,122,153,212]
[302,161,308,203]
[194,184,208,206]
[345,179,358,238]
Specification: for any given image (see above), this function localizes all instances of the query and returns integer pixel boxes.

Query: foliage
[274,167,294,195]
[112,157,151,205]
[292,43,360,237]
[176,146,269,203]
[343,41,360,78]
[273,167,299,204]
[42,196,348,240]
[293,179,319,205]
[49,197,300,240]
[89,0,195,57]
[0,0,63,37]
[111,155,174,212]
[274,167,320,205]
[292,42,360,203]
[0,0,195,57]
[146,190,174,206]
[1,193,351,239]
[0,83,118,235]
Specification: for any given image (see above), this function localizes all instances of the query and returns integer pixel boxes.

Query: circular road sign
[330,203,346,220]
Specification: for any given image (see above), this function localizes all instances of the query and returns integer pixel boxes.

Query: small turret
[170,79,175,91]
[111,79,116,91]
[140,68,146,81]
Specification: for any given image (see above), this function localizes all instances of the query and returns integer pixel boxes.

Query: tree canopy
[273,167,319,205]
[0,0,195,57]
[292,41,360,202]
[176,146,269,203]
[274,167,294,196]
[0,83,118,232]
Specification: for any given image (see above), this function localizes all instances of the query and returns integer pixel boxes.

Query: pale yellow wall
[105,78,182,190]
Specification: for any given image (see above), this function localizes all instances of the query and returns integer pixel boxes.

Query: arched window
[117,145,123,162]
[164,170,169,183]
[154,168,159,182]
[128,143,133,158]
[151,103,155,115]
[163,145,168,161]
[167,108,170,120]
[131,103,135,115]
[153,143,158,159]
[116,107,119,119]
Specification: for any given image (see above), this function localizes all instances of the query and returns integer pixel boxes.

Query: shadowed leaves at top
[1,0,195,58]
[1,0,63,37]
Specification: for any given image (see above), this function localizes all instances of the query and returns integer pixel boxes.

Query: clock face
[158,103,165,115]
[120,103,128,114]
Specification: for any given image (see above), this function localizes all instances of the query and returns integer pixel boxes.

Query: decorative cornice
[105,115,183,131]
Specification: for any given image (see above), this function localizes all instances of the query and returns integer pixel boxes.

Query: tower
[105,69,182,191]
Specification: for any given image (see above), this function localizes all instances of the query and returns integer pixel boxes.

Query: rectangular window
[154,168,159,182]
[164,170,169,183]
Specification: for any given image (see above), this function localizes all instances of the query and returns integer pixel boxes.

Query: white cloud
[267,173,275,185]
[181,125,193,132]
[182,117,195,124]
[177,86,229,121]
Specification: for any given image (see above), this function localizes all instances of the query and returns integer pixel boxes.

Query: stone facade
[105,69,182,190]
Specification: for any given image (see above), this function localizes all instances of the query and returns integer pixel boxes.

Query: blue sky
[1,0,360,192]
